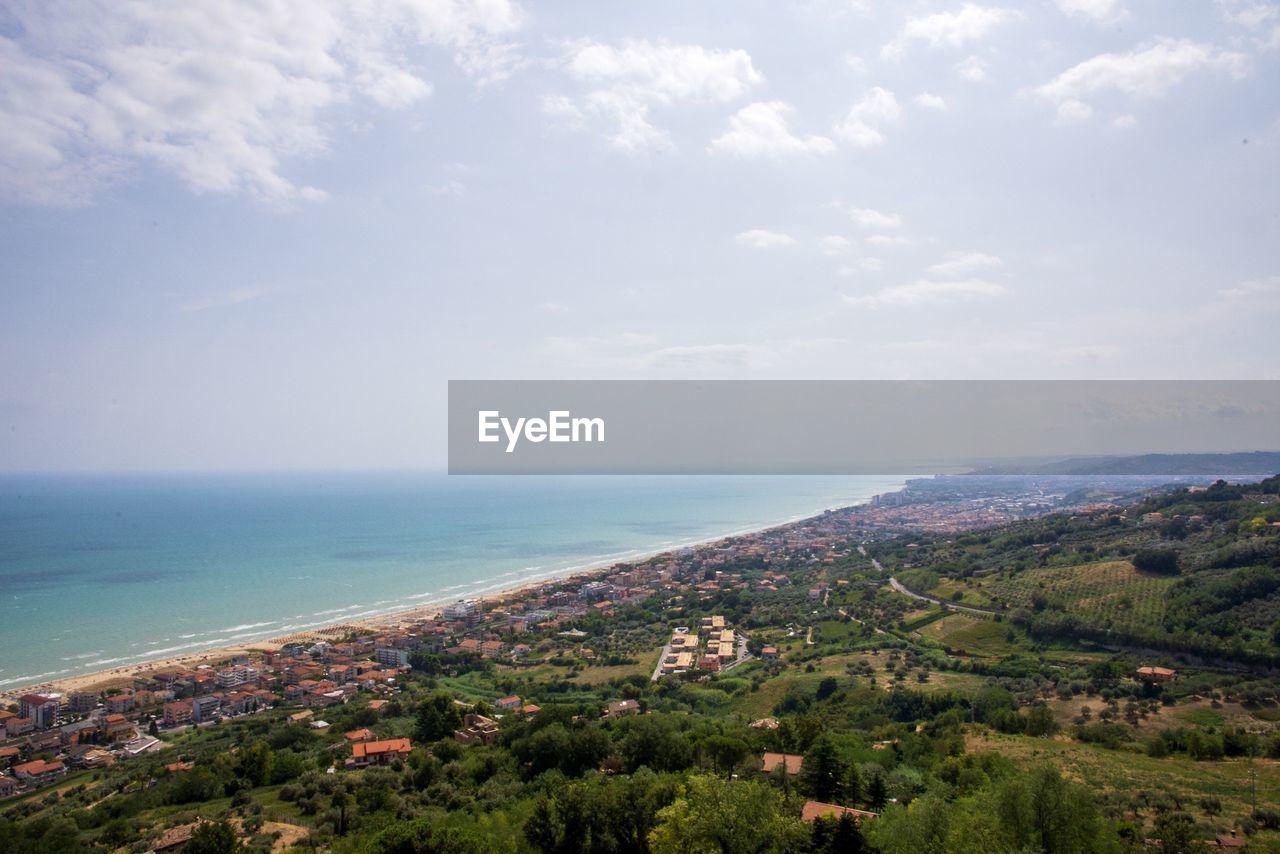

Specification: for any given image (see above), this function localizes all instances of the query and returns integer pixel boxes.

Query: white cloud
[865,234,909,247]
[838,257,885,275]
[1113,113,1138,128]
[1057,0,1127,24]
[709,101,835,158]
[1055,99,1095,124]
[549,39,763,152]
[832,87,901,148]
[955,56,989,81]
[850,207,902,229]
[883,4,1014,59]
[0,0,526,207]
[819,235,852,256]
[843,278,1008,307]
[914,92,948,111]
[178,287,266,313]
[1035,38,1250,117]
[1219,275,1280,299]
[927,251,1003,276]
[735,229,797,249]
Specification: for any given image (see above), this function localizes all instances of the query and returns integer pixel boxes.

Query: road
[887,575,1004,616]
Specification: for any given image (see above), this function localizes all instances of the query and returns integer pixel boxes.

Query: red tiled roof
[801,801,878,823]
[351,738,412,759]
[761,752,803,775]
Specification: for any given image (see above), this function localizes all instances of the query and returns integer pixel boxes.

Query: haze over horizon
[2,1,1278,472]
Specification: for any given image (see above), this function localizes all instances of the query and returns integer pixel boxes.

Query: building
[374,647,410,668]
[12,759,66,787]
[18,693,61,729]
[441,600,477,621]
[1136,666,1178,682]
[163,700,193,727]
[344,728,375,743]
[101,713,136,742]
[191,695,220,722]
[605,699,640,718]
[454,713,499,745]
[495,695,522,711]
[760,752,804,775]
[348,738,412,768]
[800,801,878,823]
[68,692,98,714]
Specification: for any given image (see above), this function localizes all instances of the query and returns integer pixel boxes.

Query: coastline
[2,484,903,700]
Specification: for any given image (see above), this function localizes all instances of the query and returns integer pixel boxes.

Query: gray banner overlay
[448,381,1280,475]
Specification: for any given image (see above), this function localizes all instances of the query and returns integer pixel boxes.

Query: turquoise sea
[0,473,905,691]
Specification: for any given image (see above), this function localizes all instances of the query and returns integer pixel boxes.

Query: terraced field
[979,560,1176,632]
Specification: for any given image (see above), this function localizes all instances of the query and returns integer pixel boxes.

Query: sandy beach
[2,559,669,701]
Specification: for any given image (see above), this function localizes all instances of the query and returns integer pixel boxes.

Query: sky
[1,0,1278,472]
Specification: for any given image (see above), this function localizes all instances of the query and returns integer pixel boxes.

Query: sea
[0,472,906,691]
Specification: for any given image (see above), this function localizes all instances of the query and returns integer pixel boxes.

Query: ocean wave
[213,621,277,634]
[61,650,105,661]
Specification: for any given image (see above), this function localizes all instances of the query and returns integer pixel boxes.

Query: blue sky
[1,0,1278,471]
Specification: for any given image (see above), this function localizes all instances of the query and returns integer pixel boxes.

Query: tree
[648,775,807,854]
[845,761,863,807]
[801,735,843,802]
[1152,811,1203,854]
[414,693,463,743]
[866,771,888,810]
[1024,704,1058,737]
[1133,549,1180,576]
[185,820,238,854]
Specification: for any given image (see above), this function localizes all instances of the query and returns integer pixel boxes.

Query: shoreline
[2,483,904,700]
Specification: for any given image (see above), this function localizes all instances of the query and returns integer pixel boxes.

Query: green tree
[648,775,807,854]
[415,692,463,742]
[801,735,843,802]
[185,820,238,854]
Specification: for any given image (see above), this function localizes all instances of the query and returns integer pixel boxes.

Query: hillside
[3,477,1280,853]
[972,452,1280,476]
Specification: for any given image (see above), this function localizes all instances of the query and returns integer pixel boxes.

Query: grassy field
[972,560,1177,632]
[914,612,1021,656]
[965,729,1280,839]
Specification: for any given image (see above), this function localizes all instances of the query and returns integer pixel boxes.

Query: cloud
[865,234,909,246]
[832,87,901,147]
[178,287,266,313]
[837,257,885,275]
[549,39,763,152]
[709,101,835,158]
[843,278,1008,307]
[1035,38,1250,117]
[914,92,948,111]
[1055,99,1095,124]
[955,56,989,81]
[883,4,1014,59]
[1056,0,1127,24]
[927,251,1003,276]
[735,229,797,249]
[1219,275,1280,299]
[1113,113,1138,128]
[819,235,852,256]
[0,0,526,207]
[850,207,902,229]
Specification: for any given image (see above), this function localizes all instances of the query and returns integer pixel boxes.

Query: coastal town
[0,475,1150,800]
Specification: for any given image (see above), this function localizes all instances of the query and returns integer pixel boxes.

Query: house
[165,761,195,774]
[800,801,878,824]
[0,775,19,798]
[605,699,640,718]
[12,759,67,787]
[760,752,804,775]
[518,704,542,718]
[454,713,499,745]
[1136,666,1178,682]
[151,818,213,852]
[348,738,412,768]
[761,646,779,660]
[374,647,410,668]
[495,695,522,711]
[0,746,19,767]
[366,700,388,713]
[3,717,34,737]
[288,710,314,723]
[344,728,375,743]
[68,692,98,714]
